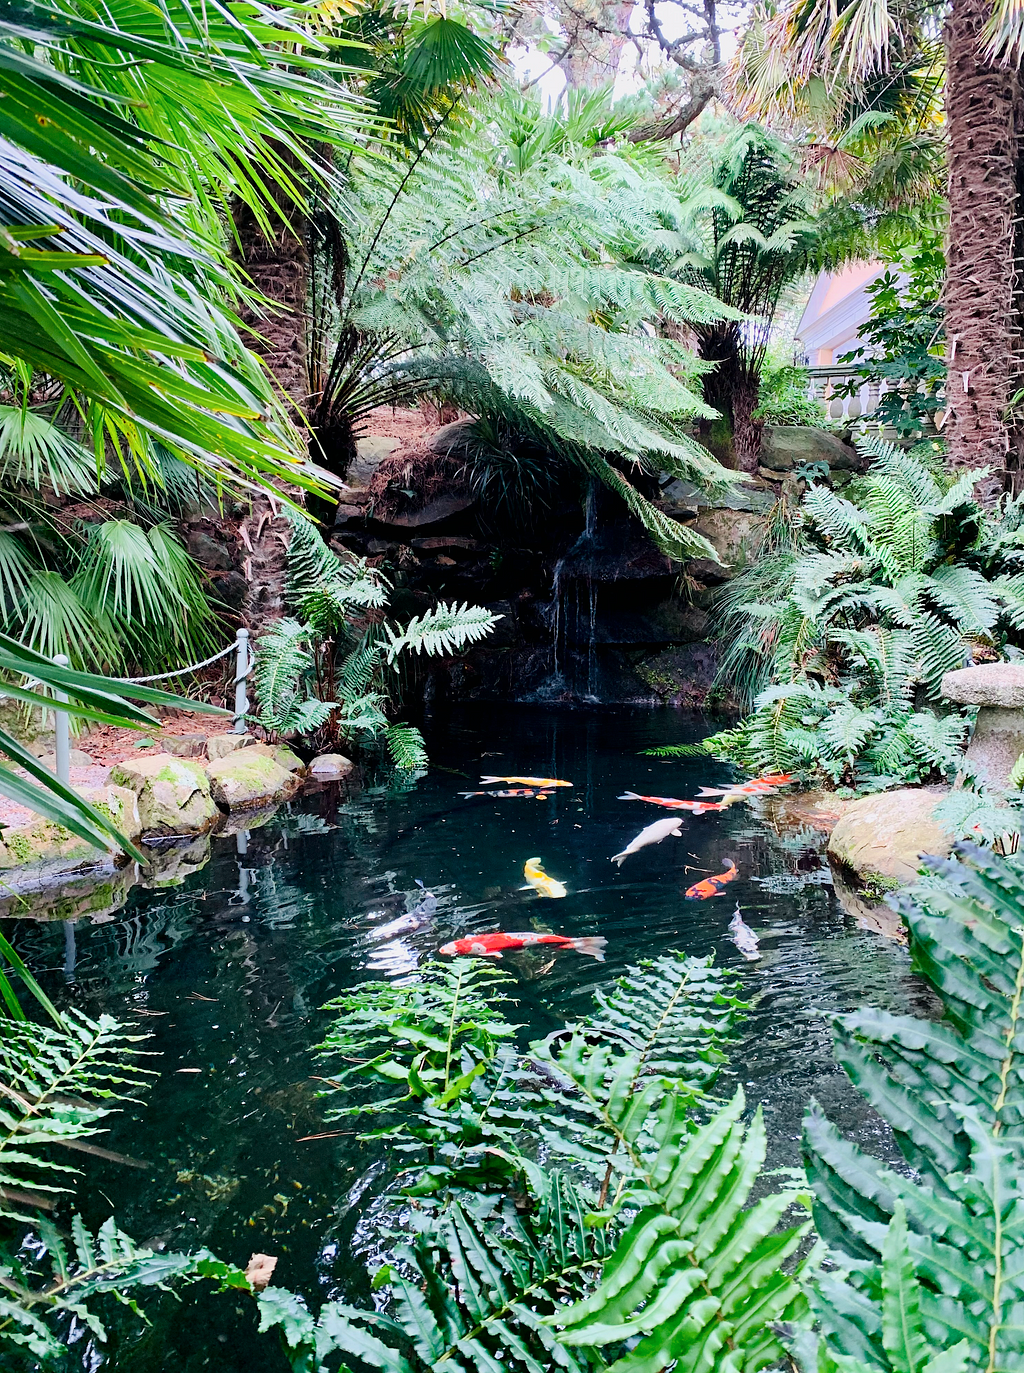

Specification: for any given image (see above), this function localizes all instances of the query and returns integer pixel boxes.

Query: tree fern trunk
[231,145,310,635]
[697,328,763,472]
[944,0,1024,491]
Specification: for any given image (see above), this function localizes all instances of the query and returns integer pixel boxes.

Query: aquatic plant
[251,515,498,765]
[0,1008,255,1366]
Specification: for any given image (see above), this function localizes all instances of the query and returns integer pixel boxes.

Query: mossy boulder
[109,753,219,837]
[205,749,300,810]
[0,783,141,876]
[827,787,952,887]
[247,742,305,774]
[0,865,138,921]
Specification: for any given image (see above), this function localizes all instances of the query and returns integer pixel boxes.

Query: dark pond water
[5,706,922,1370]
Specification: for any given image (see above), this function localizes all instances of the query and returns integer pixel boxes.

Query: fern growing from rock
[701,438,1024,789]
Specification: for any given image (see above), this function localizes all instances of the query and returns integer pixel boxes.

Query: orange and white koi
[440,931,605,960]
[618,791,723,814]
[685,860,739,900]
[460,788,548,798]
[481,775,572,788]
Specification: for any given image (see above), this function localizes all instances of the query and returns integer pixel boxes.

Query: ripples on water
[4,707,920,1370]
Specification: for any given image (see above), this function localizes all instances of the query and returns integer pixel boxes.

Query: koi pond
[6,706,919,1371]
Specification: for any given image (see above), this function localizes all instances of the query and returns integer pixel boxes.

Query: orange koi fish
[439,931,606,960]
[685,860,739,900]
[618,791,723,814]
[480,775,572,788]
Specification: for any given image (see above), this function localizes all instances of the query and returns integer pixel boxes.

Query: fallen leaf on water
[245,1253,278,1291]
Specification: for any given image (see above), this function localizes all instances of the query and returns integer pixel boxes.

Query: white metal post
[233,628,249,734]
[53,653,70,784]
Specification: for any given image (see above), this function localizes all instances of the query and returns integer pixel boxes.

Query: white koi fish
[610,816,683,867]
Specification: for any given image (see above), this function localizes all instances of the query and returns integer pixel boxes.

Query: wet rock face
[308,752,354,779]
[110,753,220,838]
[827,787,953,886]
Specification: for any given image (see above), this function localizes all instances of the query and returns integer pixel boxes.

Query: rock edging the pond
[827,786,953,886]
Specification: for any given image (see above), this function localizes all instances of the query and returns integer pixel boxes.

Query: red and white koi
[439,932,606,960]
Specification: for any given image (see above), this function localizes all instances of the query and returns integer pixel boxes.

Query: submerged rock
[827,786,952,886]
[110,754,220,838]
[206,749,300,810]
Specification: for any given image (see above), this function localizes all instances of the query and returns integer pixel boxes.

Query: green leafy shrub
[703,436,1024,789]
[754,363,832,429]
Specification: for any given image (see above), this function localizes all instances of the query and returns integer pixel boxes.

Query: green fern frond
[384,723,428,769]
[383,602,500,662]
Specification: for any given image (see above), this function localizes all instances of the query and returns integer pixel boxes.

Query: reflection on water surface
[4,706,919,1371]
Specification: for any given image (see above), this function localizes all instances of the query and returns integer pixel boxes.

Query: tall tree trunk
[231,151,310,636]
[944,0,1024,491]
[697,329,763,473]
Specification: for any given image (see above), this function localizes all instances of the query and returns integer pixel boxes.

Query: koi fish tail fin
[572,937,607,962]
[617,792,642,801]
[459,791,484,797]
[415,878,425,889]
[479,776,501,785]
[610,851,628,866]
[694,786,724,796]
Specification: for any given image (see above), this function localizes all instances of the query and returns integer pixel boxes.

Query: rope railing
[49,628,253,785]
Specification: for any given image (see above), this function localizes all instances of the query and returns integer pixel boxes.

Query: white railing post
[53,653,70,785]
[233,628,249,734]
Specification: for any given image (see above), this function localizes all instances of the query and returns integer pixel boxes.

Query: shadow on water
[4,706,920,1370]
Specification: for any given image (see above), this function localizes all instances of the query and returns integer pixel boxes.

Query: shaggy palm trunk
[231,154,310,634]
[944,0,1024,491]
[698,330,763,474]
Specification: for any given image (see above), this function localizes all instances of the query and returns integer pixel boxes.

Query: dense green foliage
[0,0,359,492]
[252,516,497,765]
[838,236,946,439]
[799,843,1024,1372]
[700,438,1024,789]
[252,846,1024,1373]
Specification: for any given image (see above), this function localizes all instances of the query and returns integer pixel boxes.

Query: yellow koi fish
[521,857,568,899]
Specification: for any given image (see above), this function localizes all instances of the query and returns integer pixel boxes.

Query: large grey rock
[206,749,300,810]
[109,754,220,838]
[761,426,861,473]
[347,436,399,490]
[36,748,96,769]
[942,663,1024,788]
[206,732,255,761]
[828,787,952,885]
[690,508,765,573]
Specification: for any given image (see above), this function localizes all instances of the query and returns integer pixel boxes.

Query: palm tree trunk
[231,149,310,634]
[944,0,1024,490]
